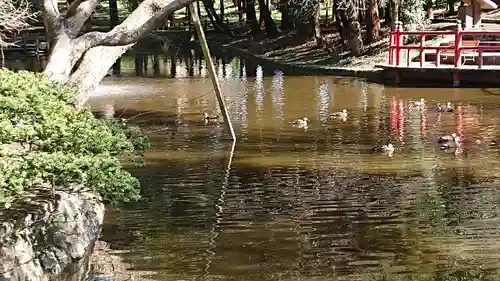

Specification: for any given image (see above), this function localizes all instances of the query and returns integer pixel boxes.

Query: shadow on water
[85,60,500,281]
[8,48,500,281]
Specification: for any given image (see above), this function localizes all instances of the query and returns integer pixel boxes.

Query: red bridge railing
[388,21,500,69]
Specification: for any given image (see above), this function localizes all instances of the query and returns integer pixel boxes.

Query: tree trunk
[335,0,363,55]
[333,0,342,36]
[109,0,120,75]
[257,0,278,36]
[447,0,455,13]
[312,4,322,47]
[391,0,399,26]
[109,0,119,26]
[202,0,223,30]
[41,0,195,107]
[220,0,225,20]
[366,0,380,43]
[245,0,261,34]
[425,0,434,19]
[202,0,233,34]
[384,1,392,23]
[237,0,243,23]
[280,0,292,30]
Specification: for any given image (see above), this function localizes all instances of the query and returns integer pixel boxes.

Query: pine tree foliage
[401,0,428,31]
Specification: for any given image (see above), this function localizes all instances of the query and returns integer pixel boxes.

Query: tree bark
[202,0,224,31]
[220,0,225,20]
[333,0,342,37]
[447,0,455,13]
[41,0,195,107]
[366,0,380,43]
[335,0,363,55]
[280,0,292,30]
[312,4,322,47]
[109,0,119,26]
[109,0,121,75]
[245,0,261,34]
[202,0,233,34]
[257,0,278,37]
[237,0,243,23]
[391,0,399,26]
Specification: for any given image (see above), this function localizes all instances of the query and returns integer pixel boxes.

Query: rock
[0,189,105,281]
[88,240,157,281]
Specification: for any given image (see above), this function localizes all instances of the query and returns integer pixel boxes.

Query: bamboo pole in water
[189,3,236,141]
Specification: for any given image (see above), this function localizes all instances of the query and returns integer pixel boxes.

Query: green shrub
[0,69,150,204]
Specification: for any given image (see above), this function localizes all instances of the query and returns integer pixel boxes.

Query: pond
[15,53,500,281]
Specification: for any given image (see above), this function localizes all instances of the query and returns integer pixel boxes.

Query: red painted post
[395,21,402,66]
[454,20,462,67]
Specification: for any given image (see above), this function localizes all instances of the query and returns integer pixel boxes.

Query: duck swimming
[382,143,395,153]
[290,117,309,127]
[437,102,453,112]
[438,133,457,143]
[414,98,425,106]
[203,112,219,120]
[372,143,395,156]
[330,109,348,119]
[440,136,461,150]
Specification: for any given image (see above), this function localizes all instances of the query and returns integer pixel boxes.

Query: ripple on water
[88,71,500,281]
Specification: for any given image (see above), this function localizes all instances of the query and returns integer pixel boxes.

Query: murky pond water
[84,56,500,281]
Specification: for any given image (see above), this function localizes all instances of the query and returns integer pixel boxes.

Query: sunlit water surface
[86,57,500,281]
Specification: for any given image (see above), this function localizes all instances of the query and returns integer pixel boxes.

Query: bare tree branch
[77,0,195,48]
[0,0,35,47]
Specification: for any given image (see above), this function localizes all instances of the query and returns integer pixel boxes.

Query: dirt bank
[223,22,459,74]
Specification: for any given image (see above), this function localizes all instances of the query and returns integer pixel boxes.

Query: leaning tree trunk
[257,0,278,37]
[366,0,380,43]
[41,0,194,107]
[202,0,225,31]
[202,0,233,35]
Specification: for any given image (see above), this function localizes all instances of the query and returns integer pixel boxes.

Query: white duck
[330,109,348,119]
[290,117,309,127]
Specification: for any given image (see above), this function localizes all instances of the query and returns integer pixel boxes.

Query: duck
[413,98,425,107]
[437,102,453,112]
[382,143,395,153]
[290,117,309,127]
[440,136,461,150]
[330,109,348,119]
[372,143,395,155]
[438,133,457,143]
[203,112,219,121]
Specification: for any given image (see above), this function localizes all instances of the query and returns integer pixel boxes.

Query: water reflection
[317,81,329,124]
[3,47,259,81]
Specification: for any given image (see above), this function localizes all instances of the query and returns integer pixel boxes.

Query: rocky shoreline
[0,189,104,281]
